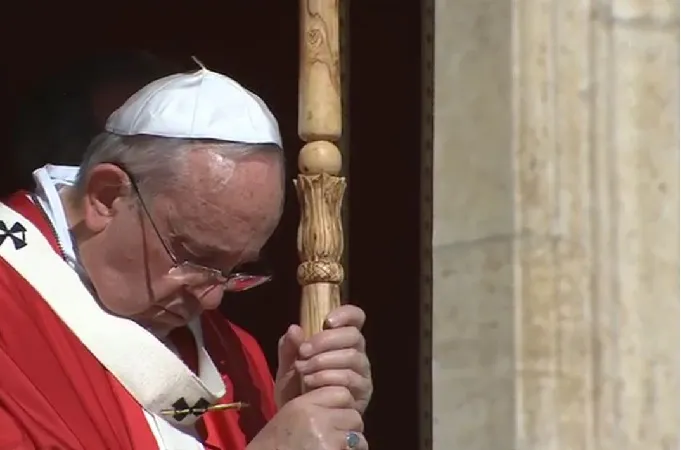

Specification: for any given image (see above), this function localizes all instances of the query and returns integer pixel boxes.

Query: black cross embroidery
[171,397,211,421]
[0,221,27,250]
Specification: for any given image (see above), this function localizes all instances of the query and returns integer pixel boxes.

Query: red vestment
[0,192,277,449]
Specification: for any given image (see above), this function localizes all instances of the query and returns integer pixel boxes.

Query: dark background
[0,1,424,448]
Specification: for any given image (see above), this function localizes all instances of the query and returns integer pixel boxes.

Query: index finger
[324,305,366,330]
[300,326,365,358]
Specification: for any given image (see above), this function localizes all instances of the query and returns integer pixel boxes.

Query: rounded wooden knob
[298,141,342,175]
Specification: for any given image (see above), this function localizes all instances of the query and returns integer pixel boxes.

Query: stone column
[430,0,679,448]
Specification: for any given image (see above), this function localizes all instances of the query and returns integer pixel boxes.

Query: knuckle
[357,333,366,350]
[356,352,370,370]
[324,385,344,395]
[336,386,354,405]
[354,306,367,325]
[359,359,368,373]
[286,396,309,415]
[349,410,364,431]
[343,369,356,388]
[361,379,374,400]
[301,374,315,389]
[349,348,364,365]
[293,392,312,407]
[365,376,374,393]
[347,326,362,343]
[322,385,345,397]
[310,354,326,370]
[309,332,325,348]
[345,347,359,359]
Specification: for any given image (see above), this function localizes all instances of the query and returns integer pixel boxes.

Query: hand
[248,386,368,450]
[275,305,373,414]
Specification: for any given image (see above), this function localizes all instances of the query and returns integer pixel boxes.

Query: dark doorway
[0,1,423,448]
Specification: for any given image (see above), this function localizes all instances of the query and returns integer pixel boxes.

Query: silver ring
[346,431,361,449]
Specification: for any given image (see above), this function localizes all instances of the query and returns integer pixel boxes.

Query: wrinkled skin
[275,304,373,415]
[253,304,373,450]
[248,386,368,450]
[65,148,284,334]
[63,147,373,448]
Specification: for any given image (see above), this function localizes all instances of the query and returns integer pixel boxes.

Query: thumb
[277,324,305,373]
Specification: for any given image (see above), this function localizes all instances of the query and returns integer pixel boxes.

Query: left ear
[81,163,132,233]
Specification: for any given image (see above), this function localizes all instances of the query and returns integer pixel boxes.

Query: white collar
[32,165,80,269]
[12,165,227,430]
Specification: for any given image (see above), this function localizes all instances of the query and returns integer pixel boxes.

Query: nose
[186,283,226,311]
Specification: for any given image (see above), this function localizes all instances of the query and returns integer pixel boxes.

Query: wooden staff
[296,0,345,340]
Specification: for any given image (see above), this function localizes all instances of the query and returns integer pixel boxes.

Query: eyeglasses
[108,162,273,293]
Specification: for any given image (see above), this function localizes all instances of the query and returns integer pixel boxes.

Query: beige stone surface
[433,0,513,248]
[431,0,679,448]
[433,239,514,450]
[432,0,516,448]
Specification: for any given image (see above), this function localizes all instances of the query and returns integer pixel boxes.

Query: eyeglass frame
[104,161,273,292]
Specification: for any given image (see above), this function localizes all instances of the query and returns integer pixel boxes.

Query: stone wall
[431,0,679,448]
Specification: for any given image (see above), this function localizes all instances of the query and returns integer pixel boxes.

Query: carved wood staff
[296,0,345,340]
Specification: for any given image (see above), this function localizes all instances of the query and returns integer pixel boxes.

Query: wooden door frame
[420,0,435,448]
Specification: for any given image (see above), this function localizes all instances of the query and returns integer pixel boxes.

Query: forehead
[167,149,284,254]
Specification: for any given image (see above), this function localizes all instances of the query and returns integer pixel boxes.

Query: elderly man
[0,68,372,449]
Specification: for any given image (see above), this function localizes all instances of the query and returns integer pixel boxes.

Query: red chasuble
[0,192,277,449]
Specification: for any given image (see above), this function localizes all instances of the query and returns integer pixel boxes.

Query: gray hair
[74,132,284,196]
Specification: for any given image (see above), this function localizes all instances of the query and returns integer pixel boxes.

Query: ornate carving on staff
[296,0,346,339]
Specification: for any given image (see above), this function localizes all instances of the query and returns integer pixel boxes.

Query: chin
[161,312,190,326]
[134,299,203,332]
[163,305,204,327]
[130,307,186,332]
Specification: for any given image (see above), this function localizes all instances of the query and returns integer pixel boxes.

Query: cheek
[121,213,171,266]
[253,215,282,249]
[98,218,176,313]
